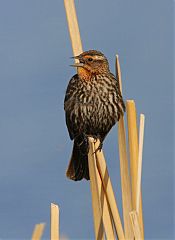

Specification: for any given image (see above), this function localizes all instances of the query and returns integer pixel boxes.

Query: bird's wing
[65,112,74,140]
[64,74,79,140]
[110,72,126,113]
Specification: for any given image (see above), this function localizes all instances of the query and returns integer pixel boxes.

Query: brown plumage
[64,50,125,181]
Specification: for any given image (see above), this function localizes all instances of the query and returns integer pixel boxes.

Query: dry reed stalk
[96,167,116,239]
[94,140,125,240]
[116,55,123,93]
[64,0,83,57]
[88,138,104,240]
[129,211,142,239]
[126,100,144,238]
[136,114,145,213]
[116,55,134,239]
[50,203,59,240]
[31,223,45,240]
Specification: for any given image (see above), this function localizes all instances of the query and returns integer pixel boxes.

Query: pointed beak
[70,55,80,59]
[70,55,84,67]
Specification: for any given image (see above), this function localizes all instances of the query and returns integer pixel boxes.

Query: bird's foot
[93,141,103,154]
[87,135,103,154]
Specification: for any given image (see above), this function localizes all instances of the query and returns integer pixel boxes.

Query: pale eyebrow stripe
[93,55,105,60]
[83,55,105,60]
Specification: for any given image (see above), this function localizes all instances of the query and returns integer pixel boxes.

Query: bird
[64,50,125,181]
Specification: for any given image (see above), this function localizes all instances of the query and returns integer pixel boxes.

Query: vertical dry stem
[136,114,145,213]
[116,55,134,239]
[64,0,83,57]
[97,170,116,239]
[88,138,104,240]
[50,203,59,240]
[126,101,144,238]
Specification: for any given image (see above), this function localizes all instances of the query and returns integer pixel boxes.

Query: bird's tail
[66,140,90,181]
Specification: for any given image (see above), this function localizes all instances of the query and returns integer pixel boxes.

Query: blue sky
[0,0,174,239]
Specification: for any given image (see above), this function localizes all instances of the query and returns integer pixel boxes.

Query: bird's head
[71,50,109,80]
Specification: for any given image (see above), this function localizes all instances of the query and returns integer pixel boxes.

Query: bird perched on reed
[64,50,125,181]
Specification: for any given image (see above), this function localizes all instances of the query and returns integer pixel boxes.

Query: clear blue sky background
[0,0,174,239]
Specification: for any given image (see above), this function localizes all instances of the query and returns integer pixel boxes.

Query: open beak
[70,55,84,67]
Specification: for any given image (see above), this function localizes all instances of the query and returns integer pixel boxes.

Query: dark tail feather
[66,141,90,181]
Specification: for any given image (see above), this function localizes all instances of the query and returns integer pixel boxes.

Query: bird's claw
[93,142,103,154]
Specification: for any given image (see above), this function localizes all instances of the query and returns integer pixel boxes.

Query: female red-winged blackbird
[64,50,125,181]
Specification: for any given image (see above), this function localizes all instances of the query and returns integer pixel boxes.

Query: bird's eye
[88,57,93,62]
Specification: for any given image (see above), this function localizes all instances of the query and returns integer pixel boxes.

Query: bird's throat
[77,67,92,81]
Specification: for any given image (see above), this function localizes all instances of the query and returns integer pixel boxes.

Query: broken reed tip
[51,203,59,208]
[127,100,135,103]
[140,113,145,120]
